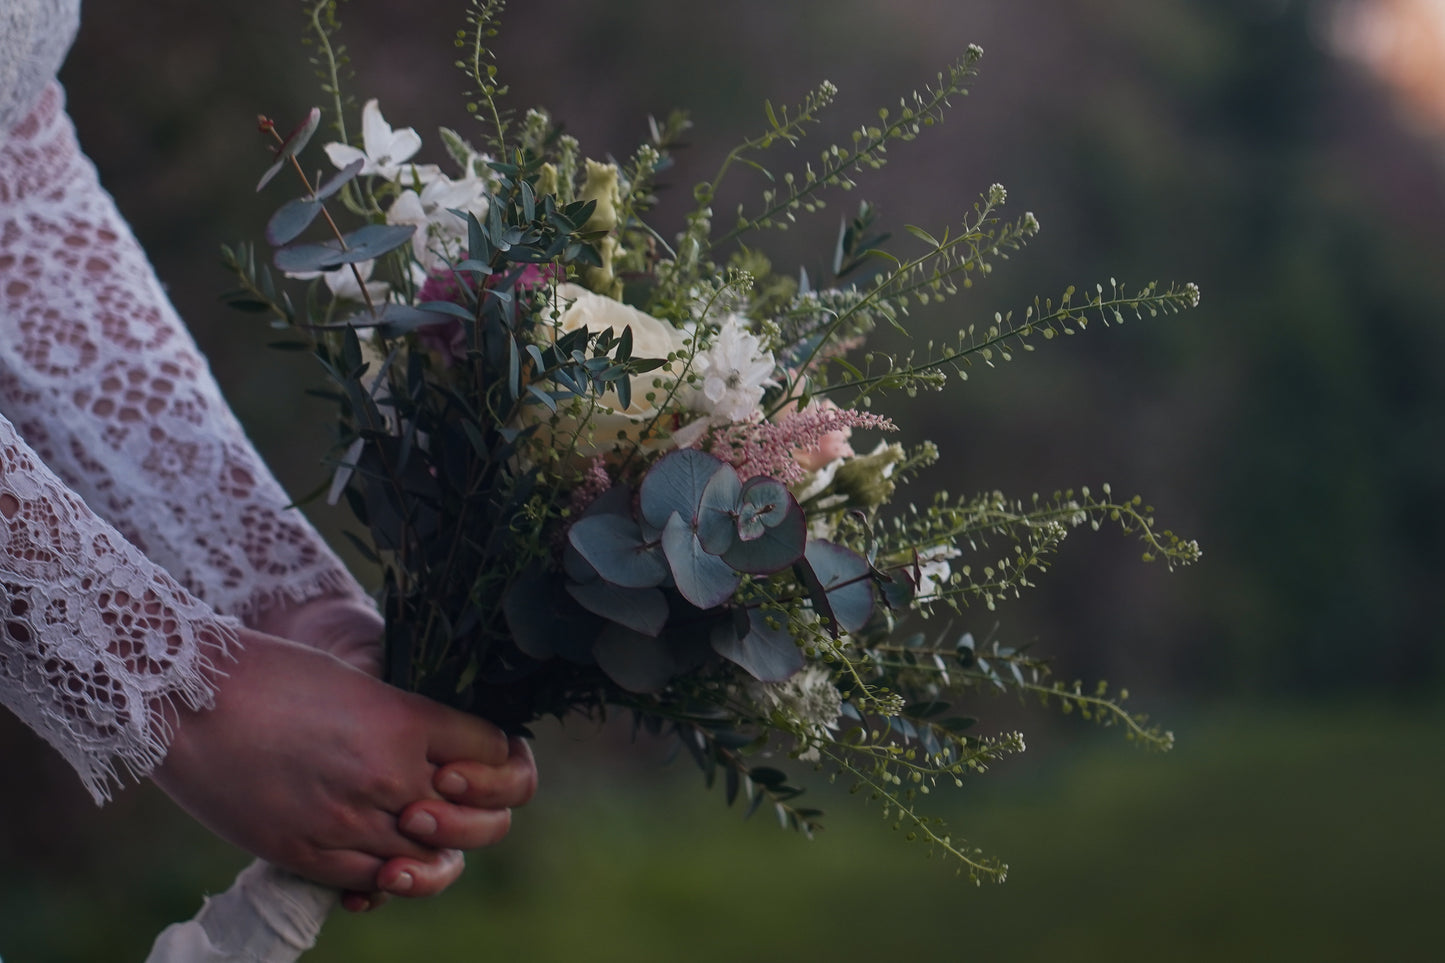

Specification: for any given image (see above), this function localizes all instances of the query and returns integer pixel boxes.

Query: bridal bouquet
[224,0,1200,883]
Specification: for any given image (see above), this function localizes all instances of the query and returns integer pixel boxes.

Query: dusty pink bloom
[707,407,895,482]
[414,262,561,367]
[571,457,613,512]
[789,399,856,472]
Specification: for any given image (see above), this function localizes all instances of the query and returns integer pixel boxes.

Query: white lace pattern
[0,85,368,800]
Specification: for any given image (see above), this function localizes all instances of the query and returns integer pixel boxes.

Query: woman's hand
[250,596,539,908]
[151,630,537,897]
[252,596,388,676]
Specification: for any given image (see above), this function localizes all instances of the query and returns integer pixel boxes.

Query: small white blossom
[324,100,423,180]
[915,543,961,598]
[386,174,490,269]
[286,259,390,304]
[692,315,776,423]
[747,664,842,760]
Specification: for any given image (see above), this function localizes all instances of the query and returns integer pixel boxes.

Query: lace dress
[1,0,366,802]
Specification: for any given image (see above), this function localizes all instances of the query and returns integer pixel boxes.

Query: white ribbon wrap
[146,859,339,963]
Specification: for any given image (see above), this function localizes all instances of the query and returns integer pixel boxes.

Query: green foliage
[456,0,512,157]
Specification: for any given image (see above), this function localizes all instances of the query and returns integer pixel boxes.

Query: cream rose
[531,283,690,456]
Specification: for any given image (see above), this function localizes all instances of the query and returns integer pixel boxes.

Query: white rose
[530,284,690,456]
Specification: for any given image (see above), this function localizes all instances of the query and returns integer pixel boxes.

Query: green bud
[832,442,906,510]
[583,235,623,299]
[535,162,559,198]
[579,159,622,234]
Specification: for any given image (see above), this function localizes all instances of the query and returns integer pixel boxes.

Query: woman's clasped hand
[153,598,537,910]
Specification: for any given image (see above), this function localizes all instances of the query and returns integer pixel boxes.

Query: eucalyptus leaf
[800,539,875,635]
[504,569,598,662]
[568,513,668,588]
[415,300,475,321]
[640,449,725,530]
[566,581,669,637]
[592,624,679,693]
[721,496,806,574]
[329,303,453,335]
[256,107,321,191]
[273,223,416,273]
[877,571,915,610]
[696,463,743,555]
[661,512,740,609]
[314,157,365,201]
[710,607,805,682]
[265,197,323,247]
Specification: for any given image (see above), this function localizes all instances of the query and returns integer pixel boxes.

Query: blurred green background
[4,0,1445,959]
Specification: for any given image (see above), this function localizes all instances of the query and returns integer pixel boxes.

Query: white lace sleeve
[0,410,240,802]
[0,83,367,622]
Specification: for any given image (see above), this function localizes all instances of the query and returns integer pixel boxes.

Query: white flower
[386,174,490,269]
[746,664,842,761]
[914,543,961,598]
[323,99,423,180]
[521,284,690,457]
[286,259,390,304]
[692,315,776,423]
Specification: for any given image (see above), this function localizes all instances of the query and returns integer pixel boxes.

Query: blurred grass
[5,700,1441,962]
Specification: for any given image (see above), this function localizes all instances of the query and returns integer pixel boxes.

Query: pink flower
[705,405,894,482]
[413,262,561,367]
[791,400,856,472]
[415,316,468,366]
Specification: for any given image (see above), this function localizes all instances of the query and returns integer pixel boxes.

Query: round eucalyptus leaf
[710,608,805,682]
[696,462,743,555]
[662,512,740,609]
[566,581,670,637]
[503,569,597,662]
[593,624,680,693]
[802,539,875,635]
[583,482,634,518]
[739,477,791,530]
[314,157,365,201]
[562,541,599,584]
[639,449,725,530]
[877,570,916,610]
[265,197,323,247]
[721,496,806,574]
[273,223,416,273]
[568,513,668,588]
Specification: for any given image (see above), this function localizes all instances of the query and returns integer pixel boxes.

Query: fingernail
[438,771,468,796]
[389,871,414,894]
[342,895,370,913]
[402,810,438,836]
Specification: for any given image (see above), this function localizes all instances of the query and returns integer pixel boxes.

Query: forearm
[0,82,367,622]
[0,409,240,802]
